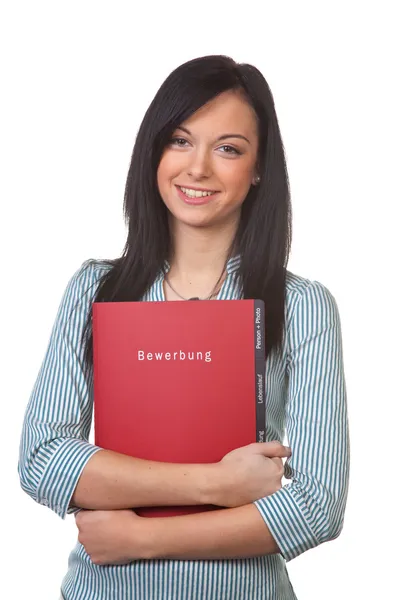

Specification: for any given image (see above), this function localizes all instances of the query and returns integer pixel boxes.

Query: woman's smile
[175,184,220,205]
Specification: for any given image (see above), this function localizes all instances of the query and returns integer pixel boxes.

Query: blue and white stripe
[18,257,349,600]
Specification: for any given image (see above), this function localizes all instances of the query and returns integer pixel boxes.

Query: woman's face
[157,90,259,231]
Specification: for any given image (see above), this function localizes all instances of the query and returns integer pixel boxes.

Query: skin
[75,90,287,565]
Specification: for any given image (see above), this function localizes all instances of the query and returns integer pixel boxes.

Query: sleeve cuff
[36,438,102,519]
[254,484,320,561]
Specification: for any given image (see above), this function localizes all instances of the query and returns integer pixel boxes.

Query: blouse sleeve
[253,280,350,561]
[18,260,103,519]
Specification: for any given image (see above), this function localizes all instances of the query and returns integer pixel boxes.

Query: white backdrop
[1,1,398,598]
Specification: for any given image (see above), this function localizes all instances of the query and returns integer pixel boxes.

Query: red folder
[93,299,265,517]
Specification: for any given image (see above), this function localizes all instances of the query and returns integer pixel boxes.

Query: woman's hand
[75,509,148,565]
[208,441,291,507]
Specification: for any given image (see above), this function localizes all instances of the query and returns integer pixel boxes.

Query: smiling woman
[18,54,349,600]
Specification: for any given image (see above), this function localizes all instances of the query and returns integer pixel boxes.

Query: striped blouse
[18,256,349,600]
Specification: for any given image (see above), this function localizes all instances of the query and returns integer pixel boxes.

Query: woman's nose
[186,149,212,180]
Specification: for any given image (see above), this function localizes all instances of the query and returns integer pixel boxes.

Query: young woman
[18,55,349,599]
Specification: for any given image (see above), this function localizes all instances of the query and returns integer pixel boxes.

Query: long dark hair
[82,55,292,373]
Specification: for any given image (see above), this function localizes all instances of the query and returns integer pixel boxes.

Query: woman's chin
[167,207,218,229]
[172,216,217,230]
[167,205,241,232]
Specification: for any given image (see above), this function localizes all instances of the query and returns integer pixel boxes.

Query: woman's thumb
[259,441,291,458]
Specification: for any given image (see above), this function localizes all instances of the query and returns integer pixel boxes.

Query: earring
[253,176,261,185]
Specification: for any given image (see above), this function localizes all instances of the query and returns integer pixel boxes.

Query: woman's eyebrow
[176,126,251,144]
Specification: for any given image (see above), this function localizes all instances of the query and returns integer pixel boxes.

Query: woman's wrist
[198,462,227,506]
[135,515,161,560]
[163,462,221,506]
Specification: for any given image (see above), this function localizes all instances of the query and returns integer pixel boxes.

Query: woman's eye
[170,137,188,147]
[218,145,241,155]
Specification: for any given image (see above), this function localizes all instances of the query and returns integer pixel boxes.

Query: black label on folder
[254,300,266,442]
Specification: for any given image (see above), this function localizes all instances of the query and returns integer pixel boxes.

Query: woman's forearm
[71,449,214,510]
[143,504,280,560]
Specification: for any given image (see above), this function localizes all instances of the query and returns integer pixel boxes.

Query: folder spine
[254,300,266,443]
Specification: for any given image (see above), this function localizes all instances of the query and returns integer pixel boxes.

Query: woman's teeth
[179,186,215,198]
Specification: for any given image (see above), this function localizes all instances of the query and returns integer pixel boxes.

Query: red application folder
[93,299,265,517]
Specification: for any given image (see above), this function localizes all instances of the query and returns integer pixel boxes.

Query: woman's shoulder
[62,258,114,303]
[72,258,113,279]
[284,269,341,328]
[285,269,313,296]
[77,258,114,280]
[285,269,337,301]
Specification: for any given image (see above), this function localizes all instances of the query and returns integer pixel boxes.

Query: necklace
[164,268,226,301]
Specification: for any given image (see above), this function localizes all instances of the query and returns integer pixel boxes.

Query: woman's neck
[166,218,238,299]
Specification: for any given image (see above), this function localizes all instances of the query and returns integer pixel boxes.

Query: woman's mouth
[175,185,219,205]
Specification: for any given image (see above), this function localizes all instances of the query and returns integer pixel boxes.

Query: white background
[1,1,399,598]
